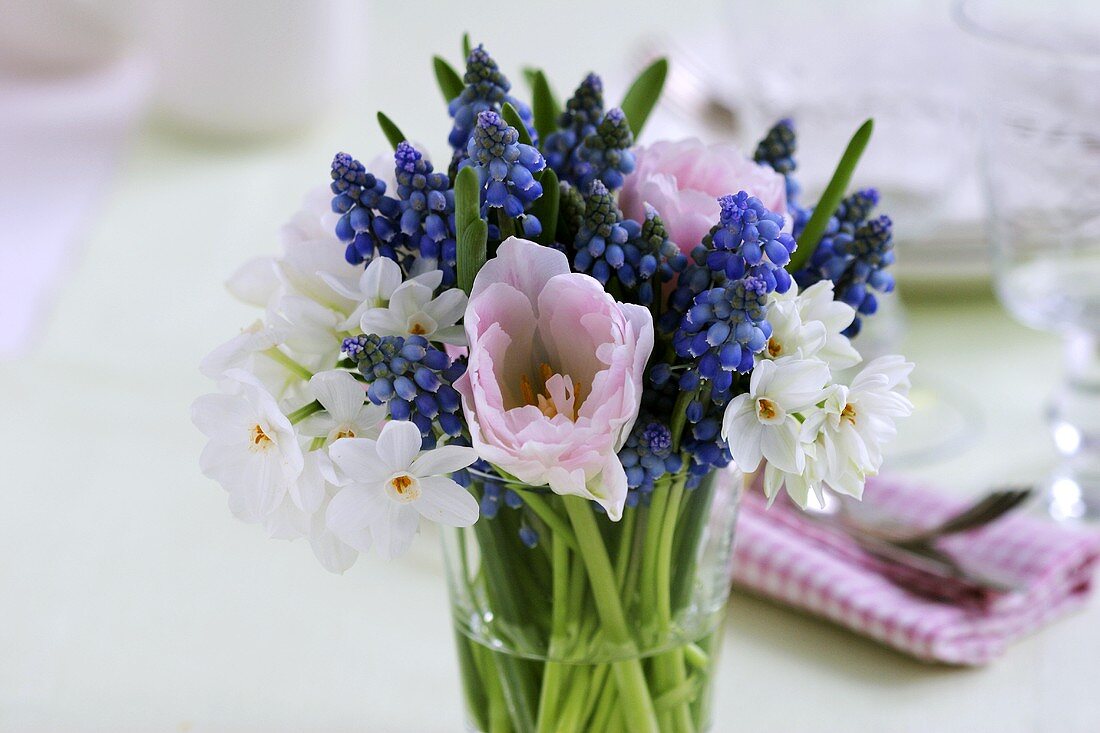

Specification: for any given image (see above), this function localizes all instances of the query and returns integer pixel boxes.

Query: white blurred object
[643,1,984,284]
[141,0,363,137]
[0,55,153,358]
[0,0,131,73]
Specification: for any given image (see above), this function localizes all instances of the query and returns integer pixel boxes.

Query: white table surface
[3,2,1098,731]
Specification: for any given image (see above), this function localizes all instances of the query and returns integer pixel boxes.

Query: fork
[838,487,1033,546]
[801,487,1034,595]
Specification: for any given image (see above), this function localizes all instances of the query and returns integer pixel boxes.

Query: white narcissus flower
[256,450,366,573]
[192,369,305,522]
[762,425,827,508]
[298,370,386,444]
[276,187,360,314]
[322,256,444,331]
[815,355,915,497]
[763,282,860,369]
[226,186,361,314]
[199,320,287,380]
[721,356,831,475]
[259,449,329,541]
[761,293,826,361]
[359,279,468,346]
[226,257,280,308]
[794,281,862,369]
[326,420,478,559]
[273,295,346,369]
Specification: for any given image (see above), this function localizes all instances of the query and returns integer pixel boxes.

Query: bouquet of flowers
[193,36,912,733]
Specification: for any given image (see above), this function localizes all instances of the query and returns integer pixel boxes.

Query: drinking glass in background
[706,0,980,468]
[958,0,1100,519]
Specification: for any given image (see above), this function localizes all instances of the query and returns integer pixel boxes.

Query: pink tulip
[454,237,654,520]
[619,138,789,256]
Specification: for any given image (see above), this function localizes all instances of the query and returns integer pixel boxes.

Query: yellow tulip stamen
[518,363,586,421]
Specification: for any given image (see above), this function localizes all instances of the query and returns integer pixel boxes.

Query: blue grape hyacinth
[572,180,641,286]
[634,204,689,306]
[465,110,546,220]
[575,107,636,191]
[342,333,466,447]
[753,118,797,177]
[674,274,771,386]
[392,142,459,285]
[542,73,604,185]
[330,152,405,267]
[706,191,796,294]
[834,215,895,335]
[794,188,894,336]
[618,417,683,506]
[447,44,536,154]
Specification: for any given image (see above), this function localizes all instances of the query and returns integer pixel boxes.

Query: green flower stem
[684,642,709,673]
[653,676,702,716]
[621,505,648,603]
[654,475,696,733]
[563,498,660,733]
[656,476,687,624]
[473,643,512,733]
[456,635,488,731]
[588,676,620,733]
[613,506,637,592]
[286,400,323,424]
[639,478,671,621]
[515,490,578,551]
[535,536,570,733]
[567,551,587,643]
[576,662,612,727]
[789,118,875,271]
[262,347,313,381]
[556,679,590,732]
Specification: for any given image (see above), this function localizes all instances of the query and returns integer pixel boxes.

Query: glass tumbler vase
[442,465,744,733]
[958,0,1100,519]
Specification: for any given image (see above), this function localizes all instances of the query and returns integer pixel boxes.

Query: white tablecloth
[2,2,1096,730]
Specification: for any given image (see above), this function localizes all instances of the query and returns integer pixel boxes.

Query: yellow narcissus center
[756,398,779,421]
[249,424,273,449]
[387,473,421,503]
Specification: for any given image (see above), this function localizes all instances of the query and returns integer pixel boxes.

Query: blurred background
[2,0,1098,731]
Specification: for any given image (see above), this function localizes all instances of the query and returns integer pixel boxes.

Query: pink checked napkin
[729,476,1100,665]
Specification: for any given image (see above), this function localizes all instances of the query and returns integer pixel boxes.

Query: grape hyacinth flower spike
[343,333,466,446]
[464,109,546,225]
[543,72,604,185]
[330,152,403,267]
[392,142,459,285]
[575,107,636,191]
[447,44,536,155]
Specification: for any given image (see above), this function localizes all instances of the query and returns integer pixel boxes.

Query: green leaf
[455,166,487,295]
[529,167,559,245]
[496,209,517,240]
[433,56,464,103]
[501,102,533,146]
[462,32,471,59]
[522,67,538,89]
[531,70,560,143]
[788,118,875,271]
[620,57,668,138]
[376,111,406,151]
